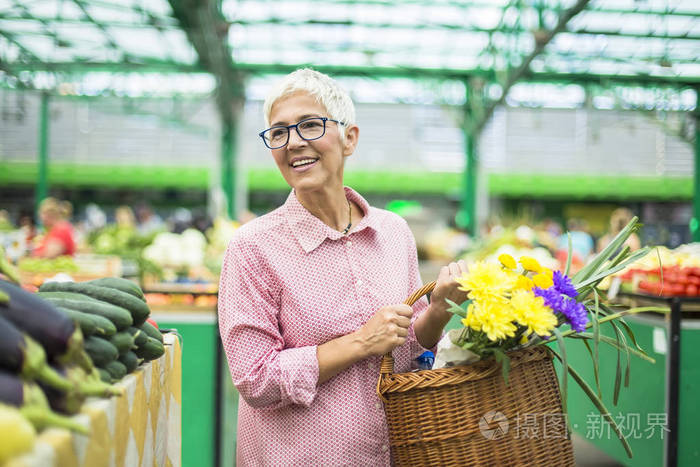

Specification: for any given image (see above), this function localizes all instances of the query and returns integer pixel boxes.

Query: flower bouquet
[378,217,666,466]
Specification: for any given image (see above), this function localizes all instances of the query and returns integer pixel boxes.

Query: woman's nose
[286,128,307,149]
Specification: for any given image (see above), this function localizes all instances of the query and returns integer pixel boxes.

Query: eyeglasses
[259,117,344,149]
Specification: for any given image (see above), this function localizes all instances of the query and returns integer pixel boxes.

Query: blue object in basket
[416,351,434,370]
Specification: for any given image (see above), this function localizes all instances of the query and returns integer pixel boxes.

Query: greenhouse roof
[0,0,699,98]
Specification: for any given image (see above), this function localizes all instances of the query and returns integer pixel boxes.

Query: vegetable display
[0,246,169,459]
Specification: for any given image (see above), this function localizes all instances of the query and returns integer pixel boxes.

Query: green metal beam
[4,60,699,89]
[693,89,700,242]
[71,0,122,51]
[475,0,593,133]
[35,91,49,217]
[0,13,182,29]
[224,17,700,42]
[235,0,700,18]
[168,0,246,219]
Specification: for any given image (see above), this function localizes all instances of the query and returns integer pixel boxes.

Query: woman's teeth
[292,159,317,167]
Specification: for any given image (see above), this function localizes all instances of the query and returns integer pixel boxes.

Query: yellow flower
[456,261,517,303]
[509,290,558,337]
[543,268,554,279]
[519,256,543,273]
[462,300,517,342]
[519,334,529,345]
[532,273,554,289]
[514,275,535,290]
[498,253,517,270]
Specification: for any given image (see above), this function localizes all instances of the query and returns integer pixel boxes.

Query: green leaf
[492,348,511,386]
[572,217,640,284]
[460,341,475,350]
[593,291,601,398]
[610,322,623,406]
[552,328,568,416]
[598,303,646,355]
[549,349,634,458]
[445,298,470,318]
[575,247,652,289]
[569,333,655,364]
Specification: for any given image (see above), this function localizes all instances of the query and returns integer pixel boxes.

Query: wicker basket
[377,281,575,466]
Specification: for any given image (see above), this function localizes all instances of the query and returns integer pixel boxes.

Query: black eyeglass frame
[259,117,344,149]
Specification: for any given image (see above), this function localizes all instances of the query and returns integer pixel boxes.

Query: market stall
[5,333,181,467]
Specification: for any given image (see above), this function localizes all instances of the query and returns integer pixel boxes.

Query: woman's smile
[290,156,320,172]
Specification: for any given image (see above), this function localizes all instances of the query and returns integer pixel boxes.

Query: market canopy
[1,0,698,95]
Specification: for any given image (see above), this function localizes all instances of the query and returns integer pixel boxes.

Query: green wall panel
[561,314,700,466]
[0,161,692,199]
[155,315,218,467]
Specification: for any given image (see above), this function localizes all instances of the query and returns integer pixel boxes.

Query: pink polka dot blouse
[218,186,430,466]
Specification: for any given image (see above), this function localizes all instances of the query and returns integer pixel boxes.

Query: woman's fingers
[448,261,461,278]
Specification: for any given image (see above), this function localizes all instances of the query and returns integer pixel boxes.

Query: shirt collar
[284,186,380,253]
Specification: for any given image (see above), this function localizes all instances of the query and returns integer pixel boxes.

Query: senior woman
[218,69,469,466]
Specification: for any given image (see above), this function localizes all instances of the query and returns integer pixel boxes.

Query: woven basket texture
[377,282,575,466]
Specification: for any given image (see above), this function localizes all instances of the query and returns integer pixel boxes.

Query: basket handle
[379,280,436,376]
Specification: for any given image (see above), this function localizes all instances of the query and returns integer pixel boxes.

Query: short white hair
[263,69,356,138]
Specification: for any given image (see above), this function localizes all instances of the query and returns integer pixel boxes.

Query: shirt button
[346,240,353,246]
[382,444,389,452]
[375,402,381,410]
[357,279,363,287]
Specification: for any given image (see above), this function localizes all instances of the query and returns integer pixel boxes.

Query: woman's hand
[355,304,414,357]
[429,259,470,316]
[413,260,470,349]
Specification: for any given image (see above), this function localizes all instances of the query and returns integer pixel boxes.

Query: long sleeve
[400,219,435,357]
[218,237,319,409]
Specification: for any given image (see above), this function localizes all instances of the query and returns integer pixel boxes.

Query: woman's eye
[270,129,286,139]
[300,120,322,129]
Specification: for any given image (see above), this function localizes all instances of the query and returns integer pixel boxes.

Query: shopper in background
[32,197,76,258]
[114,205,137,229]
[218,68,469,466]
[597,207,641,254]
[135,203,164,235]
[556,218,594,272]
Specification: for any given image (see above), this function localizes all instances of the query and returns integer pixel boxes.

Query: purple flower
[534,286,589,333]
[553,270,578,298]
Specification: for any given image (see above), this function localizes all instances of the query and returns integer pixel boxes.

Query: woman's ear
[342,124,359,157]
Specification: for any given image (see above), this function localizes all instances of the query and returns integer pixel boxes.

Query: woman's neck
[296,186,353,233]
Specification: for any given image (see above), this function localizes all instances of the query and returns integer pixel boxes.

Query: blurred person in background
[135,203,164,235]
[114,205,136,229]
[597,208,641,254]
[218,68,469,466]
[32,197,76,258]
[556,218,594,272]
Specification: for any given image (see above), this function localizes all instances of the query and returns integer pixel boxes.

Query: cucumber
[139,321,163,343]
[42,297,132,330]
[72,312,116,337]
[118,351,139,373]
[108,331,135,355]
[85,278,146,302]
[101,360,127,381]
[97,368,111,383]
[55,307,97,336]
[127,327,147,347]
[39,282,150,326]
[37,291,101,302]
[83,336,119,367]
[134,337,164,361]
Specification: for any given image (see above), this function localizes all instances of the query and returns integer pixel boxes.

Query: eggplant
[0,369,88,434]
[0,315,72,392]
[0,280,91,371]
[40,364,123,415]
